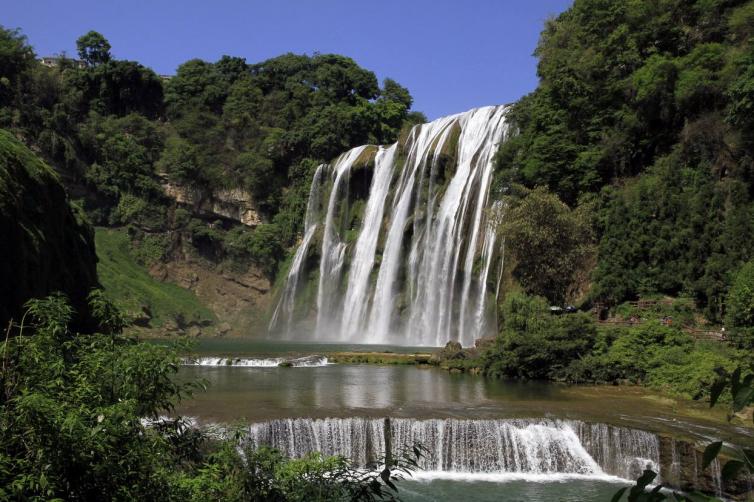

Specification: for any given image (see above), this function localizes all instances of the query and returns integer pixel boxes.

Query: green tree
[498,0,754,317]
[500,186,595,304]
[0,26,34,112]
[725,259,754,347]
[76,30,112,66]
[483,292,598,380]
[235,150,278,209]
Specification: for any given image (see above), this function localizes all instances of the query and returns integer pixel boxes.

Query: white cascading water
[269,105,511,346]
[182,355,329,367]
[244,417,660,481]
[340,145,397,339]
[268,164,326,333]
[315,146,369,338]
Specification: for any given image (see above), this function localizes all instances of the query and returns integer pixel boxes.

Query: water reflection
[177,365,492,421]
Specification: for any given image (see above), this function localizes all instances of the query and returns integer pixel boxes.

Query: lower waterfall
[244,417,659,481]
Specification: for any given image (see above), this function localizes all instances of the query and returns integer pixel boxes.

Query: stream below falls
[169,341,754,501]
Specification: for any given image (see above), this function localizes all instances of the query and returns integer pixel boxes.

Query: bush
[499,187,595,304]
[223,224,284,278]
[0,294,196,499]
[484,293,597,380]
[725,259,754,348]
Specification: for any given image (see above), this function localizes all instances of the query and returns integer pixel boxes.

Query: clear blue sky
[5,1,573,119]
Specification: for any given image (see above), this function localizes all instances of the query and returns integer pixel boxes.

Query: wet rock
[474,336,496,351]
[131,305,153,327]
[430,341,467,364]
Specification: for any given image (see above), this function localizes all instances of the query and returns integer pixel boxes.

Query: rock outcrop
[149,255,272,335]
[162,180,262,227]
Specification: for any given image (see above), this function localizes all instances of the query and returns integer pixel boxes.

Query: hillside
[0,27,425,331]
[495,0,754,321]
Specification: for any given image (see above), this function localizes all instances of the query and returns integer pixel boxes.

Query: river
[168,340,752,500]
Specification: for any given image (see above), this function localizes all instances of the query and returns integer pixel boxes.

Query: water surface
[175,364,752,445]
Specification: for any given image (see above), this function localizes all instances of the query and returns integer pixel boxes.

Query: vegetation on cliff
[0,25,425,325]
[95,228,215,328]
[0,129,98,330]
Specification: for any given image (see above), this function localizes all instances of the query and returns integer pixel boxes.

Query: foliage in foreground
[0,294,419,500]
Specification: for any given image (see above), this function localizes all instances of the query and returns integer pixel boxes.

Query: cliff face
[0,129,98,330]
[162,180,262,227]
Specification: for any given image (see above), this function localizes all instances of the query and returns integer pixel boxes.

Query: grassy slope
[95,227,214,327]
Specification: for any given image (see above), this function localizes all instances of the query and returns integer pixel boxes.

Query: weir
[244,417,659,481]
[182,355,329,367]
[270,105,512,346]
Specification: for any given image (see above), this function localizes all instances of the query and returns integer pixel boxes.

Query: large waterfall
[270,105,511,346]
[244,417,659,482]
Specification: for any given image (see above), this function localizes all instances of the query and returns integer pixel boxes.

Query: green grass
[95,227,215,327]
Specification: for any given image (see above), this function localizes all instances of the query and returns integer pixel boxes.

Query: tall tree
[76,30,111,66]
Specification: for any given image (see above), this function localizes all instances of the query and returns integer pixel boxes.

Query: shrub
[725,260,754,348]
[484,293,597,380]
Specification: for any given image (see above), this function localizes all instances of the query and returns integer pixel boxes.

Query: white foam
[410,470,630,484]
[182,355,329,367]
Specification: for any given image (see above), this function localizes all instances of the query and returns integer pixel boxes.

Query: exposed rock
[131,305,152,327]
[186,326,201,337]
[474,336,496,351]
[149,255,271,335]
[658,435,753,500]
[430,341,467,364]
[163,180,262,227]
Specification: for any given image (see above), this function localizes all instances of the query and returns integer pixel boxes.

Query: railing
[683,328,725,341]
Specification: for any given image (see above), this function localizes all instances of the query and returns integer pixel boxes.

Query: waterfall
[269,164,326,333]
[340,145,397,339]
[244,417,659,481]
[573,422,661,480]
[270,105,511,346]
[316,146,370,338]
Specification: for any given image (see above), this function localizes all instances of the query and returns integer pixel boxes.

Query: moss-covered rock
[0,129,98,330]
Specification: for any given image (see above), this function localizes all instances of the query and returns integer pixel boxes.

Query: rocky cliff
[162,179,262,227]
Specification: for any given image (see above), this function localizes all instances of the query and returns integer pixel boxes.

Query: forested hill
[0,28,424,329]
[496,0,754,321]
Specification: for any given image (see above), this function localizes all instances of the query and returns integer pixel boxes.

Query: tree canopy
[496,0,754,318]
[0,26,422,280]
[76,30,112,66]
